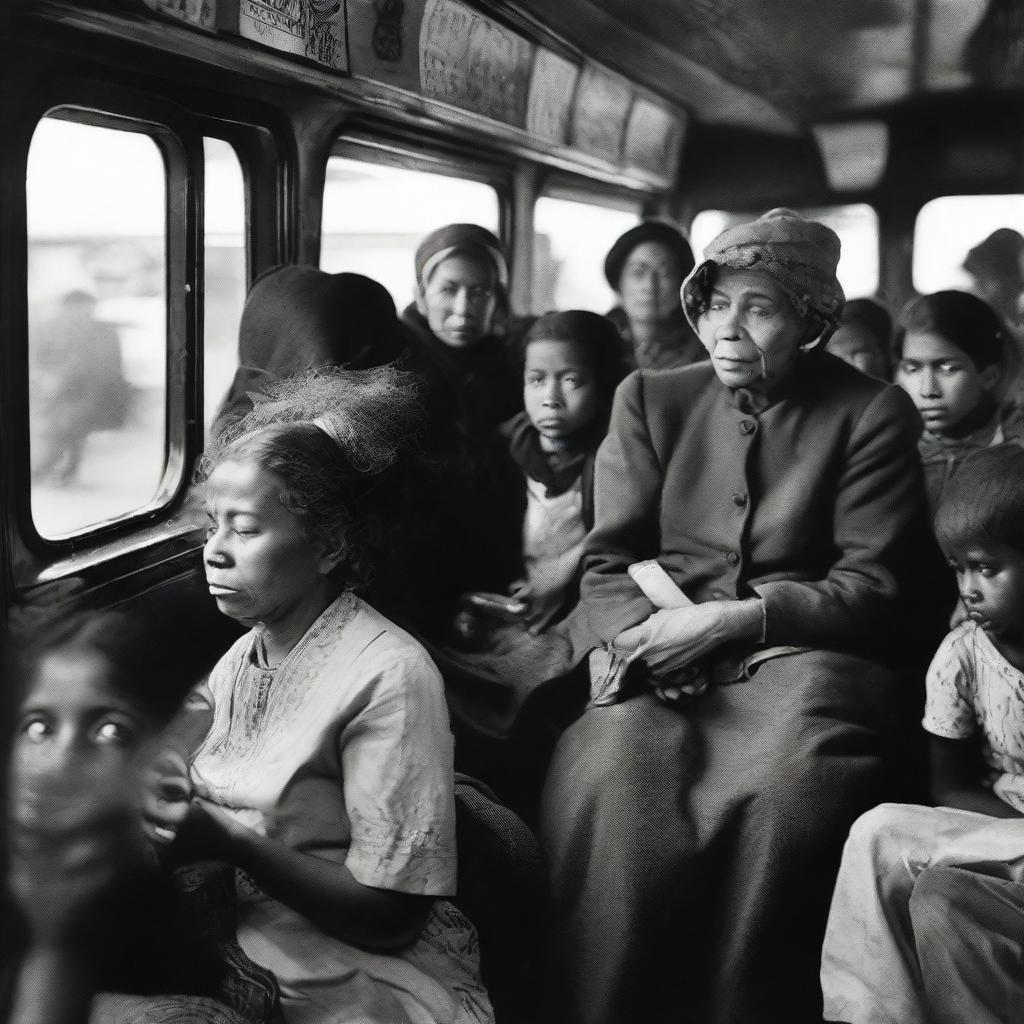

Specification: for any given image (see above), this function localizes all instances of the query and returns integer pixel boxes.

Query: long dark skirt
[539,649,897,1024]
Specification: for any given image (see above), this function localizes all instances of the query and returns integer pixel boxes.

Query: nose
[451,287,471,316]
[919,366,941,398]
[959,570,982,604]
[204,527,232,568]
[542,379,564,407]
[715,304,743,341]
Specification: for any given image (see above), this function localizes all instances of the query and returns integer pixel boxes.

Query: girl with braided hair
[142,366,494,1024]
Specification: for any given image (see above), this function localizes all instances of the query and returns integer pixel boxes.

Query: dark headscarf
[604,221,695,291]
[214,266,409,430]
[414,223,509,290]
[964,228,1024,291]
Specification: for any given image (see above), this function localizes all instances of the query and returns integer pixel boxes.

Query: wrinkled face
[417,253,497,348]
[10,650,149,834]
[203,459,336,629]
[827,323,889,380]
[697,268,805,392]
[896,331,997,436]
[523,339,602,450]
[618,241,685,326]
[944,539,1024,648]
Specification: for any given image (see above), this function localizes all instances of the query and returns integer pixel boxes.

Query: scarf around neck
[504,411,605,497]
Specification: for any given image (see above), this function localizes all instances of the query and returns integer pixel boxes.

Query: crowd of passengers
[4,212,1024,1024]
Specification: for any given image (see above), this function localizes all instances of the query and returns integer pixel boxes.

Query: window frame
[4,79,212,594]
[324,130,514,265]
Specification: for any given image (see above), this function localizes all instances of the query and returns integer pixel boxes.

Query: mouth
[207,583,239,596]
[966,609,993,628]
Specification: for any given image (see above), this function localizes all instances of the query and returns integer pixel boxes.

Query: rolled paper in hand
[627,560,693,609]
[627,560,709,705]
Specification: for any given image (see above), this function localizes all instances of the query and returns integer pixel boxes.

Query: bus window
[321,157,500,312]
[913,195,1024,296]
[27,115,169,539]
[691,204,880,299]
[532,195,641,314]
[204,137,246,434]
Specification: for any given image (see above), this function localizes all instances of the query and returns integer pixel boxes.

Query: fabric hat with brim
[604,221,695,291]
[681,208,845,347]
[415,223,509,290]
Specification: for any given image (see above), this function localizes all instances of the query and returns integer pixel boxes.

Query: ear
[979,364,1001,392]
[314,535,348,577]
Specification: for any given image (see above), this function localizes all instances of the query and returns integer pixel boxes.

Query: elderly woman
[604,220,705,371]
[541,209,949,1024]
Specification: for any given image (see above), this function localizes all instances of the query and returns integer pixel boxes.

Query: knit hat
[414,223,509,289]
[604,221,695,290]
[681,208,845,346]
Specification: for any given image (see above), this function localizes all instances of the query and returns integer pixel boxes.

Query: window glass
[321,157,500,312]
[27,115,168,539]
[204,137,247,434]
[913,195,1024,294]
[690,204,880,299]
[532,195,641,313]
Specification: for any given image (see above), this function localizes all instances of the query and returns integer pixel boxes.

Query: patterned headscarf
[681,208,845,347]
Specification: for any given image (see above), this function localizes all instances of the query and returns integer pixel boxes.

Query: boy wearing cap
[604,220,706,371]
[541,210,948,1024]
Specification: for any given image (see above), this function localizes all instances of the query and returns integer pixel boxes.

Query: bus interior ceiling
[1,0,1023,633]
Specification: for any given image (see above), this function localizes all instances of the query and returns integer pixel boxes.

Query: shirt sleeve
[339,650,457,897]
[922,626,978,740]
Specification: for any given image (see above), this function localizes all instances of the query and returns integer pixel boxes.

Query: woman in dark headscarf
[212,266,409,430]
[401,223,522,433]
[541,209,951,1024]
[604,220,706,371]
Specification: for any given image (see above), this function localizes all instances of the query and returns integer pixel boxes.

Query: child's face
[523,338,602,450]
[10,649,151,832]
[896,331,998,436]
[944,539,1024,646]
[827,323,888,380]
[203,459,338,628]
[697,269,805,393]
[416,253,497,348]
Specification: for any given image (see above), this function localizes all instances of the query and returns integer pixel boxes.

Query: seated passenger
[826,296,893,379]
[540,209,947,1024]
[436,311,625,760]
[604,220,705,371]
[3,611,267,1024]
[821,445,1024,1024]
[894,289,1024,512]
[402,223,522,433]
[213,265,410,431]
[143,366,494,1024]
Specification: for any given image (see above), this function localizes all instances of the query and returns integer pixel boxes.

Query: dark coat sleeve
[577,372,661,644]
[753,384,931,648]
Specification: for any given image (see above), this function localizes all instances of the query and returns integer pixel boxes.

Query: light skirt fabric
[821,802,1024,1024]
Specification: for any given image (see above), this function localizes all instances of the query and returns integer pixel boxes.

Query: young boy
[822,444,1024,1024]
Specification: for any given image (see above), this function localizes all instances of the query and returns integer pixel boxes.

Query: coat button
[726,551,740,566]
[732,492,748,508]
[739,419,756,435]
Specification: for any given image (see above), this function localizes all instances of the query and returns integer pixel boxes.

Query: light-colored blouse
[190,593,493,1024]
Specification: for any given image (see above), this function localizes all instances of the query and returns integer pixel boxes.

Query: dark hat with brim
[604,221,695,291]
[415,223,508,289]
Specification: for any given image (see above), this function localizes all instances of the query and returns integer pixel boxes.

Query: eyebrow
[711,288,778,302]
